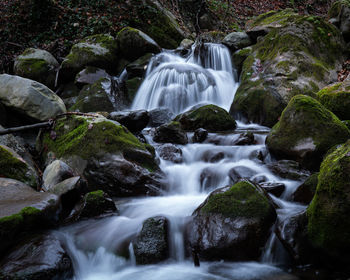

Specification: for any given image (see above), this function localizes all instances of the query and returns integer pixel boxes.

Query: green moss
[16,58,48,75]
[307,140,350,256]
[85,190,105,204]
[201,181,272,220]
[0,207,41,228]
[249,9,296,28]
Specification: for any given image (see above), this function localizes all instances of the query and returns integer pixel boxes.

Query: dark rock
[157,144,183,163]
[148,108,175,127]
[192,128,208,143]
[233,132,255,145]
[260,182,286,197]
[153,122,188,145]
[199,168,222,191]
[126,53,153,79]
[125,77,143,103]
[187,180,276,261]
[0,102,7,126]
[109,110,150,132]
[228,165,257,184]
[251,175,268,184]
[267,160,311,181]
[292,173,318,204]
[133,216,169,264]
[0,233,73,280]
[202,150,225,163]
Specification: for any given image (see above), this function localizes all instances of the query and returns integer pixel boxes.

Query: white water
[58,43,307,280]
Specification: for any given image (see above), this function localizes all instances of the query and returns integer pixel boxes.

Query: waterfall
[131,43,239,114]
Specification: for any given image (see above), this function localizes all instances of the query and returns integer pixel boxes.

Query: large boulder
[0,145,38,188]
[328,0,350,42]
[14,48,59,89]
[0,233,73,280]
[59,34,119,83]
[117,27,161,62]
[307,140,350,263]
[175,105,237,132]
[230,10,346,127]
[133,216,169,264]
[37,114,161,196]
[0,178,60,255]
[0,74,66,121]
[266,95,350,170]
[316,79,350,120]
[187,180,276,261]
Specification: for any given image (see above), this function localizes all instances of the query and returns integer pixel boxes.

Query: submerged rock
[187,180,276,261]
[266,95,350,170]
[228,165,257,184]
[133,216,169,264]
[0,233,73,280]
[192,128,208,143]
[0,74,66,121]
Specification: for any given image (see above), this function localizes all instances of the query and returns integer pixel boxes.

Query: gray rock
[179,39,195,49]
[42,160,75,192]
[228,165,257,184]
[157,144,183,163]
[75,66,110,87]
[267,160,311,181]
[223,32,253,51]
[260,182,286,197]
[0,233,73,280]
[148,108,175,127]
[133,216,169,264]
[0,74,66,121]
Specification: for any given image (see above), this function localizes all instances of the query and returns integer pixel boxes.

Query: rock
[42,160,75,192]
[266,95,350,170]
[328,0,350,42]
[69,78,119,113]
[0,74,66,121]
[175,104,237,132]
[228,166,257,184]
[307,140,350,263]
[133,216,169,264]
[202,151,225,163]
[14,48,59,89]
[179,39,195,49]
[259,182,286,197]
[148,108,175,127]
[75,66,110,88]
[232,47,253,75]
[267,160,311,181]
[192,128,208,143]
[292,173,318,204]
[58,34,119,83]
[222,32,253,51]
[187,180,276,261]
[199,168,221,191]
[117,27,161,61]
[126,53,153,79]
[37,114,160,196]
[230,10,346,127]
[109,110,150,132]
[0,103,6,126]
[0,145,38,189]
[317,79,350,120]
[153,122,188,145]
[126,77,143,103]
[233,132,255,145]
[0,233,73,280]
[157,144,183,163]
[0,178,60,255]
[71,190,117,220]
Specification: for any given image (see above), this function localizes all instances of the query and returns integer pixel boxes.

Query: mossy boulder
[0,178,60,255]
[117,27,160,62]
[232,47,253,76]
[230,10,346,127]
[14,48,59,89]
[187,180,276,261]
[59,34,119,83]
[266,95,350,170]
[175,105,237,132]
[0,74,66,121]
[69,78,116,113]
[307,140,350,263]
[0,145,38,188]
[37,115,161,196]
[317,79,350,120]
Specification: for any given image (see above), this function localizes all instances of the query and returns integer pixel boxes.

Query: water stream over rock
[58,43,307,280]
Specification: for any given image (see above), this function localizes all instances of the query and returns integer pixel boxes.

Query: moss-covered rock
[266,95,350,170]
[307,140,350,263]
[0,145,38,188]
[117,27,160,62]
[175,104,236,132]
[317,79,350,120]
[232,47,253,76]
[59,34,119,83]
[230,10,346,127]
[187,180,276,261]
[14,48,59,89]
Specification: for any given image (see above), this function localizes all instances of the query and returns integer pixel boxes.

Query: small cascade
[132,43,238,114]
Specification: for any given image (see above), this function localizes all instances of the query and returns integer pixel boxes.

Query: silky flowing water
[58,43,307,279]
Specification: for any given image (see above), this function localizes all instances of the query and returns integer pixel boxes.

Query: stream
[57,43,307,280]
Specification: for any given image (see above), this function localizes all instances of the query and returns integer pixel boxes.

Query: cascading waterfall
[58,42,307,280]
